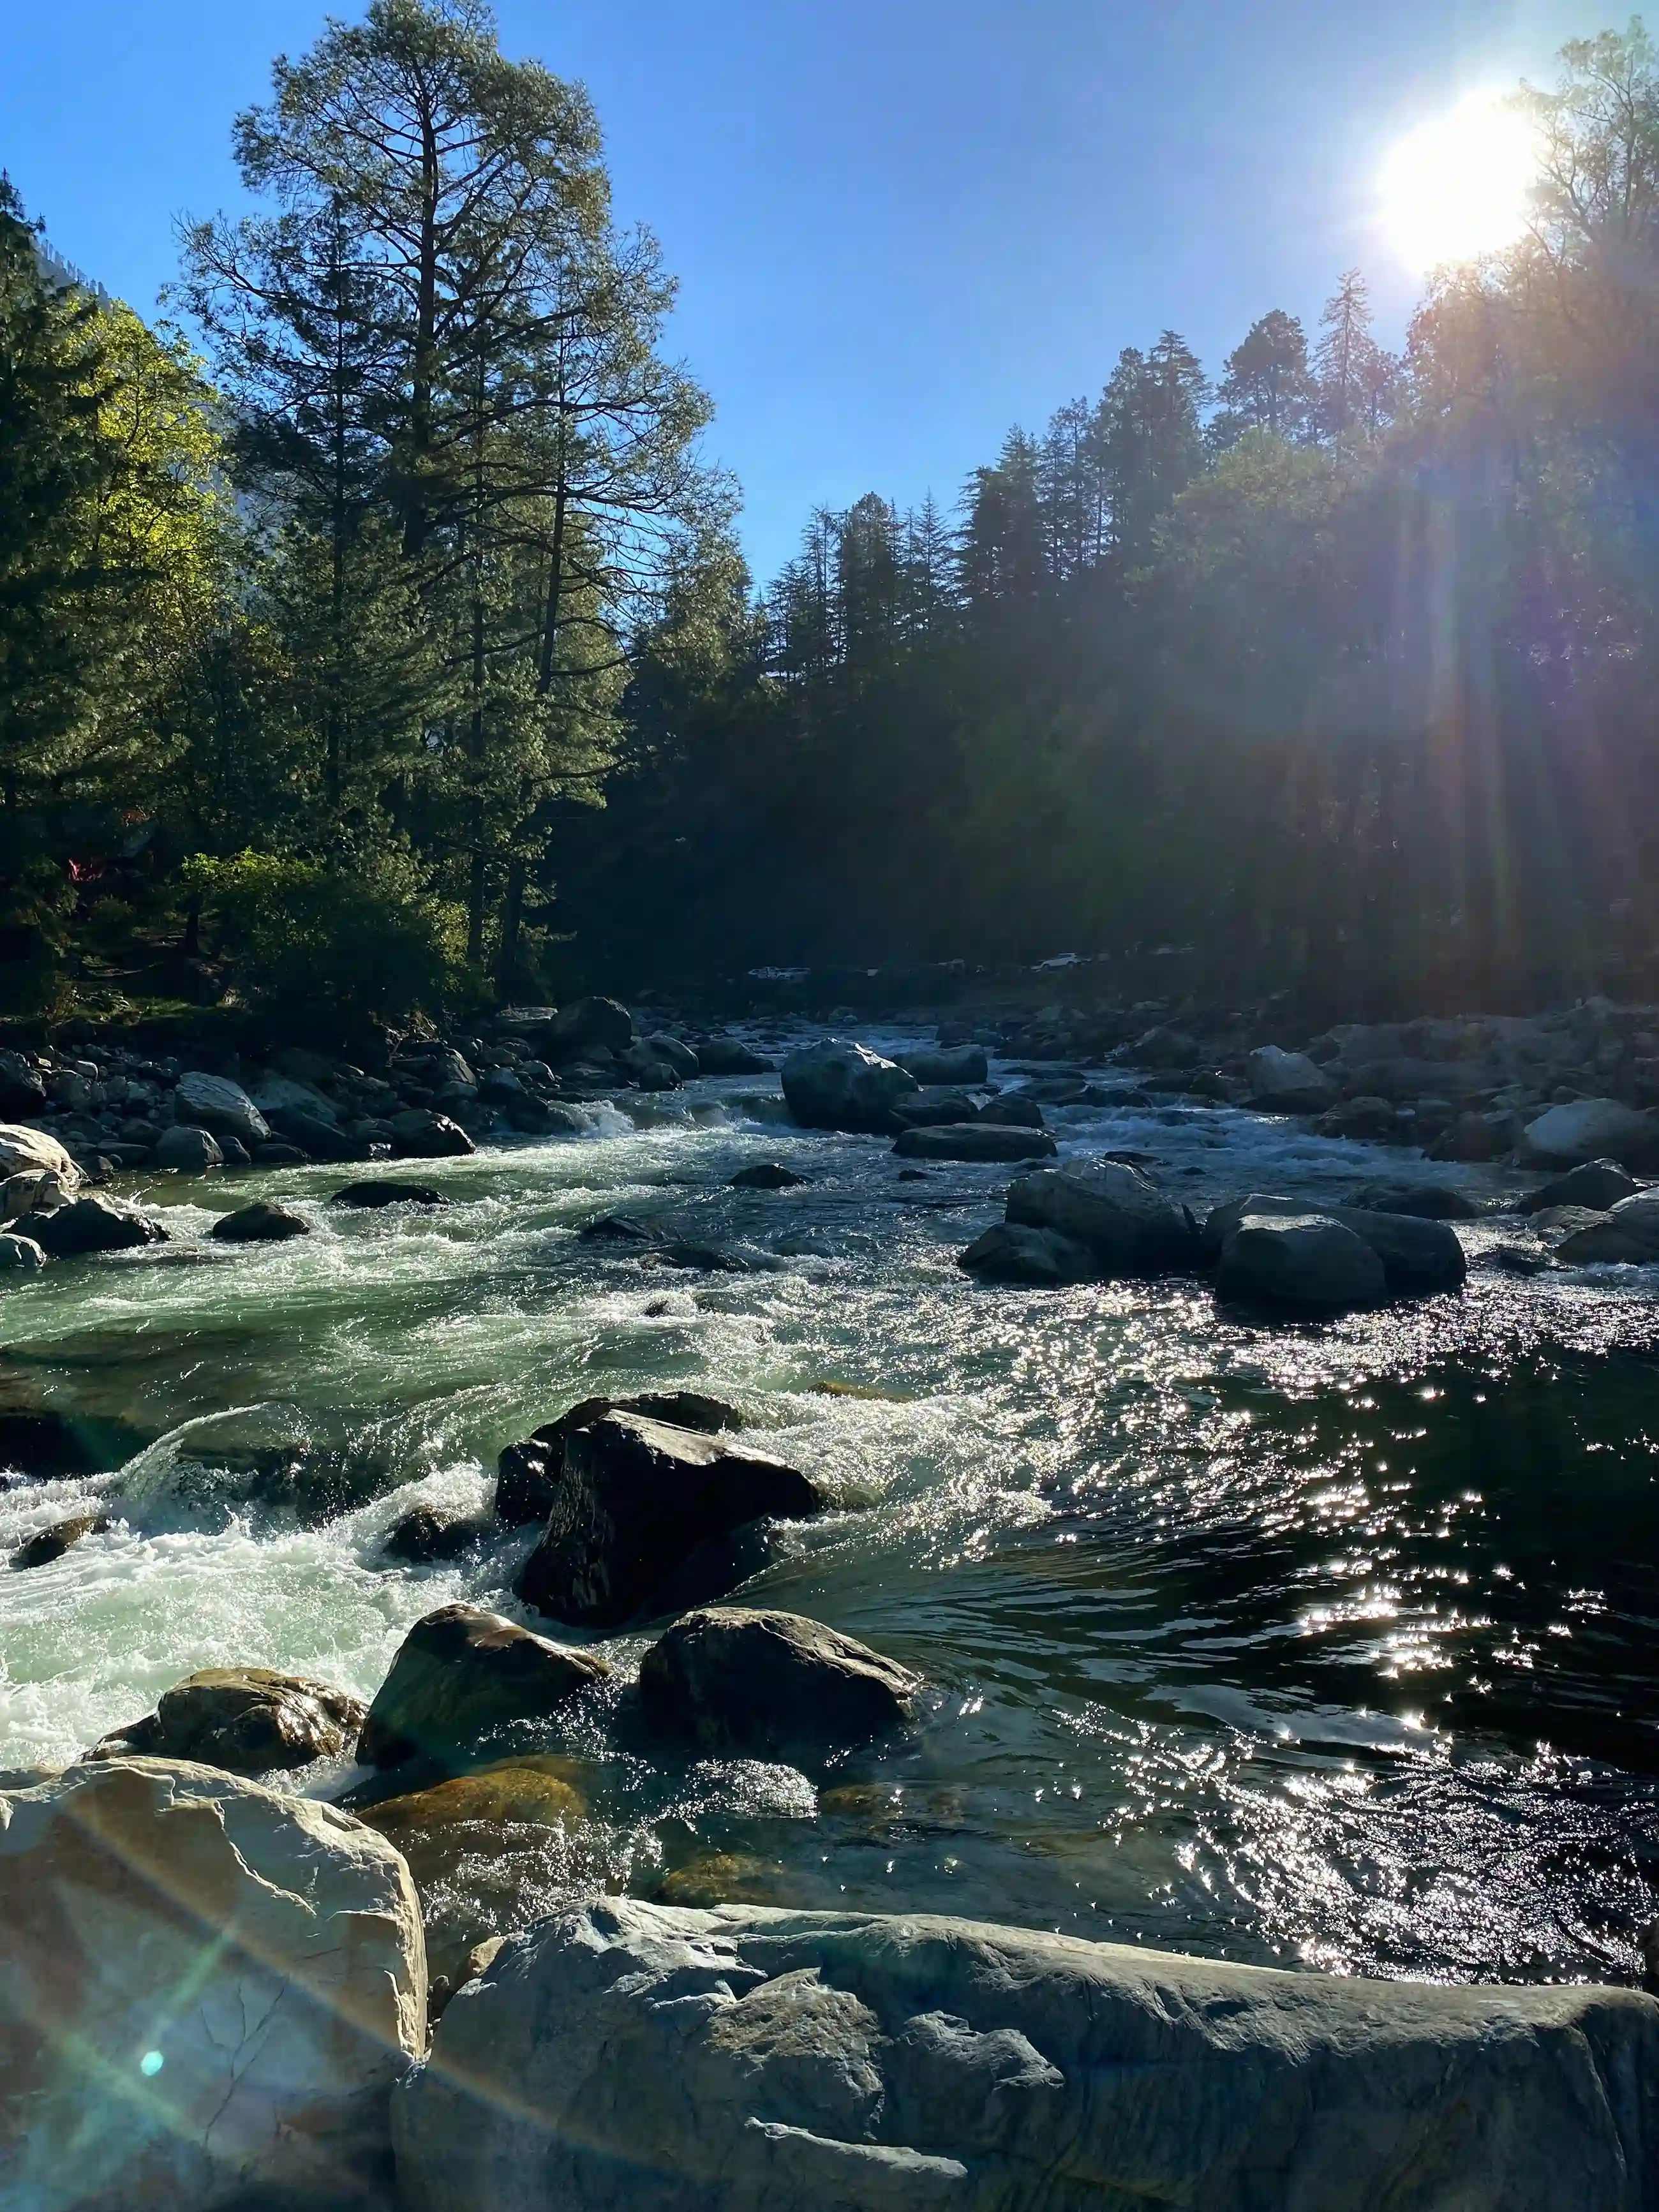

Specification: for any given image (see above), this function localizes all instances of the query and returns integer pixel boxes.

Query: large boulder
[391,1109,476,1159]
[516,1410,822,1629]
[495,1391,745,1526]
[956,1221,1097,1285]
[1554,1191,1659,1265]
[332,1178,448,1208]
[86,1666,366,1774]
[0,1124,78,1186]
[896,1045,989,1086]
[248,1071,341,1125]
[891,1087,984,1129]
[209,1198,311,1243]
[1217,1212,1387,1314]
[893,1123,1057,1164]
[31,1194,168,1258]
[639,1605,921,1757]
[0,1758,424,2211]
[173,1070,271,1147]
[152,1124,223,1173]
[729,1161,809,1190]
[781,1037,919,1133]
[0,1233,47,1272]
[618,1043,681,1091]
[392,1896,1659,2212]
[1203,1193,1468,1295]
[643,1033,701,1078]
[11,1511,113,1570]
[547,996,634,1057]
[1522,1158,1646,1214]
[0,1050,47,1118]
[976,1093,1046,1128]
[1521,1097,1658,1168]
[1005,1158,1198,1273]
[1244,1044,1337,1112]
[693,1036,774,1075]
[358,1603,609,1770]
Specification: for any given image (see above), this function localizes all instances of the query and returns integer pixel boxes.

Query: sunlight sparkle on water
[1380,91,1538,272]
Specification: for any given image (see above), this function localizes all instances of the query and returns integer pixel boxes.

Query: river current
[4,1031,1659,1990]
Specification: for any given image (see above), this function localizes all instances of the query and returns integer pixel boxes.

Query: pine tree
[1210,308,1315,448]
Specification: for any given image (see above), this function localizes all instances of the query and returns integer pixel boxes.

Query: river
[3,1032,1658,1989]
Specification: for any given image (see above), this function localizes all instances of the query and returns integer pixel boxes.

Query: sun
[1380,90,1540,274]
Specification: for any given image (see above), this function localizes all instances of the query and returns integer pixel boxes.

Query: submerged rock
[209,1198,312,1243]
[496,1391,745,1527]
[332,1178,448,1208]
[639,1605,921,1757]
[781,1037,919,1133]
[392,1896,1659,2212]
[383,1505,482,1563]
[357,1756,586,1869]
[0,1758,424,2211]
[1217,1212,1386,1314]
[31,1194,168,1258]
[516,1409,822,1629]
[86,1666,366,1774]
[892,1123,1057,1163]
[11,1512,113,1570]
[956,1221,1096,1285]
[359,1602,609,1770]
[729,1161,809,1189]
[1006,1158,1198,1273]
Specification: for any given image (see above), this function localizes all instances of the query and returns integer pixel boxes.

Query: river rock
[496,1392,745,1526]
[86,1666,366,1773]
[1352,1181,1486,1220]
[173,1070,271,1146]
[0,1124,79,1185]
[209,1198,311,1243]
[694,1037,774,1074]
[248,1071,341,1125]
[0,1233,46,1272]
[267,1105,364,1161]
[729,1161,808,1189]
[897,1045,990,1086]
[639,1605,921,1756]
[332,1178,448,1208]
[1521,1097,1658,1168]
[384,1504,480,1562]
[31,1194,168,1258]
[1204,1193,1468,1294]
[152,1123,223,1172]
[1554,1191,1659,1264]
[957,1221,1097,1285]
[644,1033,701,1078]
[976,1093,1045,1127]
[892,1087,984,1129]
[393,1897,1659,2212]
[1245,1044,1337,1111]
[516,1410,822,1628]
[391,1108,476,1158]
[11,1511,113,1569]
[1428,1108,1517,1163]
[1522,1159,1646,1214]
[0,1758,424,2211]
[781,1037,919,1133]
[359,1603,609,1770]
[1006,1158,1198,1273]
[893,1123,1057,1163]
[618,1043,681,1090]
[547,996,634,1056]
[1217,1212,1387,1313]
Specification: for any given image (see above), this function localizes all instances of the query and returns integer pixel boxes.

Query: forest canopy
[5,6,1659,1030]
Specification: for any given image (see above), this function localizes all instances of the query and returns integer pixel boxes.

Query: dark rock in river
[891,1088,983,1129]
[639,1604,921,1757]
[1353,1182,1486,1221]
[729,1161,809,1189]
[391,1109,476,1159]
[384,1506,482,1563]
[547,996,634,1057]
[1553,1191,1659,1265]
[1205,1193,1467,1295]
[976,1093,1046,1128]
[1245,1044,1337,1113]
[496,1392,745,1527]
[516,1409,822,1628]
[11,1513,113,1570]
[1217,1212,1387,1314]
[618,1044,681,1091]
[30,1195,168,1258]
[1521,1159,1645,1215]
[578,1211,661,1245]
[1006,1159,1198,1273]
[780,1037,919,1134]
[210,1199,312,1244]
[151,1124,223,1173]
[643,1033,701,1078]
[332,1179,448,1208]
[394,1895,1659,2212]
[896,1044,989,1086]
[86,1666,366,1773]
[957,1221,1097,1285]
[1429,1110,1517,1163]
[265,1104,366,1161]
[893,1122,1057,1164]
[0,1233,47,1272]
[359,1601,609,1769]
[693,1036,775,1075]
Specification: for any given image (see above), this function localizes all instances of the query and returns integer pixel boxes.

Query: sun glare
[1380,91,1539,274]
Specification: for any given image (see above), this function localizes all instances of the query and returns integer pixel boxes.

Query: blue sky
[2,0,1617,581]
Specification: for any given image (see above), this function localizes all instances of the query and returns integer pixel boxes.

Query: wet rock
[694,1037,774,1074]
[248,1071,341,1125]
[618,1044,681,1091]
[516,1409,822,1629]
[495,1392,745,1527]
[173,1069,271,1146]
[151,1123,222,1173]
[384,1505,481,1563]
[0,1125,79,1185]
[30,1194,168,1258]
[781,1037,919,1133]
[1521,1097,1658,1168]
[86,1666,366,1773]
[1204,1193,1467,1295]
[359,1601,609,1770]
[639,1604,921,1758]
[391,1109,476,1159]
[891,1088,984,1129]
[957,1221,1097,1285]
[893,1123,1057,1164]
[209,1198,312,1243]
[0,1051,47,1118]
[1217,1212,1387,1314]
[729,1161,809,1189]
[267,1106,365,1161]
[1245,1044,1337,1112]
[11,1513,113,1569]
[1521,1159,1645,1214]
[1554,1192,1659,1265]
[332,1177,448,1208]
[976,1094,1046,1127]
[0,1758,424,2209]
[578,1211,661,1245]
[896,1045,989,1086]
[1352,1182,1485,1221]
[1428,1108,1517,1163]
[1006,1158,1198,1273]
[357,1758,586,1868]
[655,1240,785,1273]
[644,1033,701,1078]
[393,1894,1659,2212]
[547,996,634,1056]
[0,1234,46,1273]
[252,1139,308,1166]
[1313,1095,1399,1141]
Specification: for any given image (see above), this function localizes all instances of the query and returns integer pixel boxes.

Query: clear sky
[1,0,1619,582]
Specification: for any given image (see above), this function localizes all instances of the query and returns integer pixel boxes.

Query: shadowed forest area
[6,3,1659,1034]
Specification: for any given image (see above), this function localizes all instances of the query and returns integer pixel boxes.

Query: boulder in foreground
[0,1758,424,2211]
[31,1194,168,1257]
[495,1390,745,1525]
[1205,1192,1468,1295]
[1006,1157,1198,1272]
[359,1602,608,1770]
[86,1665,366,1773]
[639,1604,920,1757]
[1218,1211,1387,1313]
[957,1221,1096,1284]
[392,1895,1659,2212]
[11,1511,112,1570]
[516,1409,822,1628]
[781,1037,919,1133]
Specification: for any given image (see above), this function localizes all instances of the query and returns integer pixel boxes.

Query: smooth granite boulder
[1005,1158,1198,1273]
[0,1233,47,1272]
[1217,1212,1387,1314]
[639,1605,921,1758]
[1521,1098,1658,1168]
[86,1665,366,1774]
[781,1037,919,1133]
[495,1392,746,1527]
[956,1221,1097,1285]
[1203,1193,1468,1295]
[0,1758,424,2211]
[392,1896,1659,2212]
[1554,1191,1659,1265]
[152,1124,223,1173]
[896,1046,990,1086]
[359,1603,609,1770]
[1244,1044,1338,1112]
[209,1198,312,1243]
[173,1070,271,1147]
[1522,1159,1646,1214]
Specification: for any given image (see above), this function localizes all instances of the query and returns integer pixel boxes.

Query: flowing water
[4,1035,1659,1989]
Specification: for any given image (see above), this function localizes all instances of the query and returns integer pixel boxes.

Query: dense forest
[6,3,1659,1034]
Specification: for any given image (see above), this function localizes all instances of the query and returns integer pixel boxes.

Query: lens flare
[1380,91,1539,272]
